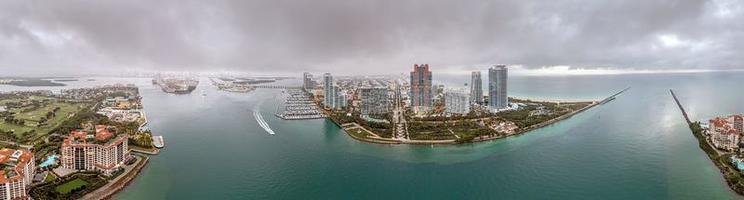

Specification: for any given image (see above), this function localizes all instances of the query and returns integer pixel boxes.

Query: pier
[600,87,630,104]
[670,89,691,124]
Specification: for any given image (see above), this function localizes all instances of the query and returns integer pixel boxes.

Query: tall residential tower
[488,65,508,110]
[410,64,432,112]
[470,71,483,105]
[323,73,335,109]
[303,72,314,91]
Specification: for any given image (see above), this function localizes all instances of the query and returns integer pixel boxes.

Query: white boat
[153,135,165,148]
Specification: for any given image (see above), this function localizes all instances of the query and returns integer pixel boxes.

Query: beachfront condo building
[410,64,432,113]
[0,149,34,200]
[488,65,508,111]
[61,125,130,175]
[708,115,743,151]
[323,73,336,109]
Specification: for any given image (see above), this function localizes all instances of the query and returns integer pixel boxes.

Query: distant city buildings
[334,86,347,109]
[708,115,744,151]
[488,65,508,111]
[470,71,483,105]
[303,72,314,91]
[410,64,432,113]
[0,148,34,200]
[61,125,130,175]
[445,88,470,115]
[360,87,390,115]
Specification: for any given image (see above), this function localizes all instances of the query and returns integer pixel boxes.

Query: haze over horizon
[1,0,743,76]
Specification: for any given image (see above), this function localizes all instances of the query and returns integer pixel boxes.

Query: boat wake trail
[253,107,275,135]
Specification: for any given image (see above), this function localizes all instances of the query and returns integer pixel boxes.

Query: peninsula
[152,75,199,94]
[0,78,67,87]
[671,89,744,195]
[288,66,627,145]
[327,89,624,145]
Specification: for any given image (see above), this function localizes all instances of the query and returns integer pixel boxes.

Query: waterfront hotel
[0,149,34,200]
[61,125,130,175]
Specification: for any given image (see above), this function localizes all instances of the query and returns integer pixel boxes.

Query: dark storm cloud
[0,0,742,75]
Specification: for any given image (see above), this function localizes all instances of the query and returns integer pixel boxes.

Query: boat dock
[277,89,325,120]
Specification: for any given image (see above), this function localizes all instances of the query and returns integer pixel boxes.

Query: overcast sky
[1,0,743,76]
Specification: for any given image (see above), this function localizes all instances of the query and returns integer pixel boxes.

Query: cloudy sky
[0,0,742,76]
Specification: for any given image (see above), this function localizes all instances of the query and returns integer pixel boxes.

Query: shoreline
[81,154,150,200]
[328,87,628,146]
[75,88,158,199]
[670,89,744,196]
[334,100,601,145]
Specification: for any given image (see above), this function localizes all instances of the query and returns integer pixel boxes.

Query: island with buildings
[0,84,162,199]
[0,78,67,87]
[291,64,622,145]
[152,75,199,94]
[209,77,256,93]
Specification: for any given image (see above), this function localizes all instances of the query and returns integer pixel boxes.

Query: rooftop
[0,148,33,183]
[65,125,124,146]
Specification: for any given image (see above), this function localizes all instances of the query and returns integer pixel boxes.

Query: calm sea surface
[2,72,744,199]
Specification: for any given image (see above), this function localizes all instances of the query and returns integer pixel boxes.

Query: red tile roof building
[61,125,129,175]
[0,148,34,200]
[708,115,743,151]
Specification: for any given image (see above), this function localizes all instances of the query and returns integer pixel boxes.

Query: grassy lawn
[44,173,57,183]
[0,122,34,135]
[0,96,88,141]
[345,127,372,138]
[129,145,157,152]
[55,178,89,194]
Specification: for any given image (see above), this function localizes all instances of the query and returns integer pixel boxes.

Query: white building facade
[445,88,470,115]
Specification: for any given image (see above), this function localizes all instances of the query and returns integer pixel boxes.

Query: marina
[276,89,325,120]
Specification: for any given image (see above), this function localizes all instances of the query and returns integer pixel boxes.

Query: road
[392,80,409,140]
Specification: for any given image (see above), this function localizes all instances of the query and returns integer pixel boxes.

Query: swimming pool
[39,155,58,168]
